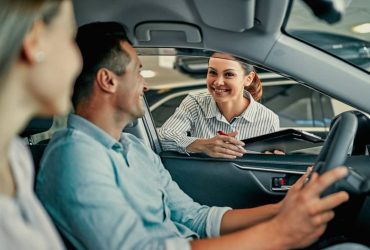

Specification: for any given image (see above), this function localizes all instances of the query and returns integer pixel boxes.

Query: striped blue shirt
[159,90,279,154]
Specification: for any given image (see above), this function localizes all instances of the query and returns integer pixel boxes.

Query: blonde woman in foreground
[0,0,81,248]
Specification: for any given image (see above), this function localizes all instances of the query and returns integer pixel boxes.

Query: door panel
[160,152,316,208]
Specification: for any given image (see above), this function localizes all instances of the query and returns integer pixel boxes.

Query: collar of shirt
[203,90,257,123]
[67,114,123,152]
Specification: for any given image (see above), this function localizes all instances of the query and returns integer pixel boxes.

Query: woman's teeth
[214,89,228,93]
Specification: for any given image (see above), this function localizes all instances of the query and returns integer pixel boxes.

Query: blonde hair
[0,0,63,82]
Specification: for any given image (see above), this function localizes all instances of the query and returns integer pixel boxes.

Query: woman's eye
[225,72,235,78]
[208,70,217,76]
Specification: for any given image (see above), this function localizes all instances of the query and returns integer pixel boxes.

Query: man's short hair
[72,22,131,109]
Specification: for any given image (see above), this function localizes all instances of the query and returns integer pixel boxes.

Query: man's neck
[76,103,131,141]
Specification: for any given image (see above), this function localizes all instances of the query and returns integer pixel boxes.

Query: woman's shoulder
[9,137,33,173]
[253,101,279,119]
[186,90,212,105]
[9,137,34,182]
[188,89,211,99]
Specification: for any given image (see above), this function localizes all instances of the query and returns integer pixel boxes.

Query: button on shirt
[158,90,279,154]
[36,114,230,250]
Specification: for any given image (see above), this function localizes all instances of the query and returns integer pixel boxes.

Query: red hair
[244,68,262,101]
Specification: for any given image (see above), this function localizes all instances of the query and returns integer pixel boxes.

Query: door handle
[271,185,292,191]
[271,177,294,192]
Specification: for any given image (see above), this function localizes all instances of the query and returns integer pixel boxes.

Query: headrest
[20,117,53,138]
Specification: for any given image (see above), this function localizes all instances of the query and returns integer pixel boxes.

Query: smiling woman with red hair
[159,53,279,158]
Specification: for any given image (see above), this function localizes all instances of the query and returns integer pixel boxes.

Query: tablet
[241,129,324,153]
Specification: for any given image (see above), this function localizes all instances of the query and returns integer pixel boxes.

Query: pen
[217,130,228,136]
[217,130,245,151]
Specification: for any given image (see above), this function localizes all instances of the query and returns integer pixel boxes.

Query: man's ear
[243,71,256,87]
[96,68,118,94]
[22,20,45,64]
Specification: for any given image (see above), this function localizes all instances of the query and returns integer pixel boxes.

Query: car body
[24,0,370,248]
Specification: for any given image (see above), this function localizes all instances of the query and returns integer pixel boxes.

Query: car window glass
[285,0,370,73]
[142,55,369,152]
[151,95,187,127]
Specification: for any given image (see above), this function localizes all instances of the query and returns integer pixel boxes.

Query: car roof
[72,0,370,113]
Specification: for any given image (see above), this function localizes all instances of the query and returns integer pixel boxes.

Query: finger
[305,167,348,195]
[210,146,237,159]
[216,136,246,155]
[303,171,319,189]
[212,152,237,159]
[215,135,228,141]
[264,151,273,154]
[301,166,314,180]
[311,211,335,226]
[305,166,313,179]
[222,143,246,154]
[315,191,349,212]
[273,150,285,155]
[309,172,319,182]
[213,137,236,147]
[224,136,245,146]
[213,137,246,153]
[226,131,238,137]
[293,172,309,189]
[216,146,244,157]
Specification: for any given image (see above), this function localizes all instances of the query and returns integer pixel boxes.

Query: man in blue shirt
[36,22,354,250]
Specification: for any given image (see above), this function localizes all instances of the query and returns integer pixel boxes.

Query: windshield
[285,0,370,73]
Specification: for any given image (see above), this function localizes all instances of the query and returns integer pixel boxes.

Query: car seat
[20,117,53,174]
[20,117,76,250]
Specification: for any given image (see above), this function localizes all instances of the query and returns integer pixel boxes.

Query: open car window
[140,54,369,155]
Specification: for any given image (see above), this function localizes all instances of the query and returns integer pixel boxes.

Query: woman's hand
[264,149,285,155]
[186,131,247,159]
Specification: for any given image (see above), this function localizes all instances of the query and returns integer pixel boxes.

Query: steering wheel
[314,112,357,174]
[310,111,363,196]
[309,111,370,250]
